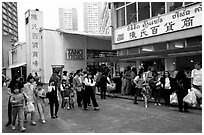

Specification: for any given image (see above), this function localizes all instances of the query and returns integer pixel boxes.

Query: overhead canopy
[9,62,26,69]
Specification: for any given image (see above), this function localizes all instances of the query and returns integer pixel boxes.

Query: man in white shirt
[191,61,202,107]
[191,62,202,92]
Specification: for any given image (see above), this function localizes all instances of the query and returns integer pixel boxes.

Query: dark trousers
[100,86,107,99]
[61,91,64,108]
[7,96,12,124]
[84,86,98,109]
[76,91,83,106]
[49,98,59,117]
[134,88,142,103]
[177,92,188,111]
[154,88,161,104]
[163,89,172,107]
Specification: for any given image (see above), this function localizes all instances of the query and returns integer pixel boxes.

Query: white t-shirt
[191,69,202,86]
[165,77,171,89]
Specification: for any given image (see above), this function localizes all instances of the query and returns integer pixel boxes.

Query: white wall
[63,33,86,73]
[41,30,64,83]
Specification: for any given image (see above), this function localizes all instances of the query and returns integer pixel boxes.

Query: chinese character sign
[29,11,42,72]
[114,3,202,44]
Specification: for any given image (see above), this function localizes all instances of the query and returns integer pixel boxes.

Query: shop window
[127,2,137,24]
[118,49,127,56]
[128,47,139,55]
[154,42,167,51]
[169,40,185,49]
[115,2,125,8]
[151,2,165,17]
[116,7,125,27]
[187,36,202,47]
[169,2,183,11]
[138,2,150,22]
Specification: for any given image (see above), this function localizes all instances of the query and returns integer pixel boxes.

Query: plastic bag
[25,101,35,113]
[191,87,202,99]
[107,83,116,91]
[170,92,178,104]
[183,91,197,105]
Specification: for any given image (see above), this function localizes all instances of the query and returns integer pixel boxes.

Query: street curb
[96,93,202,110]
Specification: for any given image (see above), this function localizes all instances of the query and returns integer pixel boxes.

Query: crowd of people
[122,62,202,111]
[4,62,202,132]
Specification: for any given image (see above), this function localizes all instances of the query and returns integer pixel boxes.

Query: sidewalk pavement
[95,91,202,110]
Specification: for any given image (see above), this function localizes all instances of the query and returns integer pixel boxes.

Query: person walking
[73,70,84,107]
[154,72,162,106]
[133,68,144,104]
[10,85,26,132]
[35,82,46,123]
[48,72,60,119]
[130,67,137,96]
[175,70,191,112]
[123,66,132,95]
[191,61,202,107]
[23,75,37,125]
[160,71,175,107]
[60,80,66,108]
[48,81,60,119]
[6,74,24,127]
[99,72,110,99]
[83,72,99,111]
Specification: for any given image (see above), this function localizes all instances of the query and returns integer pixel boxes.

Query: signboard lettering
[114,3,202,44]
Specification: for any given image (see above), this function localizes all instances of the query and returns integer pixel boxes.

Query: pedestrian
[48,81,60,119]
[160,71,175,107]
[123,66,132,95]
[191,61,202,107]
[133,68,144,104]
[23,75,37,125]
[35,82,46,123]
[99,72,110,99]
[73,70,84,107]
[10,85,26,132]
[95,69,102,94]
[6,74,24,127]
[83,72,99,111]
[175,70,191,112]
[154,72,162,106]
[60,80,66,108]
[34,72,40,83]
[130,67,137,96]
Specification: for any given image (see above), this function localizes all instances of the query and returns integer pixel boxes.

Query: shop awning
[9,62,26,69]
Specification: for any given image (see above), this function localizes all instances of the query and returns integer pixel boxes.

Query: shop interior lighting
[142,48,153,52]
[175,44,184,48]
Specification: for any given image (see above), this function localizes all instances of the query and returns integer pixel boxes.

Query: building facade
[59,8,78,30]
[2,2,18,41]
[111,2,202,74]
[83,2,102,33]
[99,2,112,35]
[8,42,27,82]
[39,29,112,83]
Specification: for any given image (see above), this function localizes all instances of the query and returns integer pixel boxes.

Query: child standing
[63,84,75,110]
[10,85,26,132]
[36,83,46,123]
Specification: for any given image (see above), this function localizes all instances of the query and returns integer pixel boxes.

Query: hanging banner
[114,3,202,44]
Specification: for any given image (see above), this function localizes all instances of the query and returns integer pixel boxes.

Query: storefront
[111,2,202,74]
[39,29,113,83]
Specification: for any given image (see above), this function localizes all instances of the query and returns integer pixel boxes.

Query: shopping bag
[107,83,116,91]
[191,87,202,99]
[183,91,197,105]
[170,92,178,104]
[25,101,35,113]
